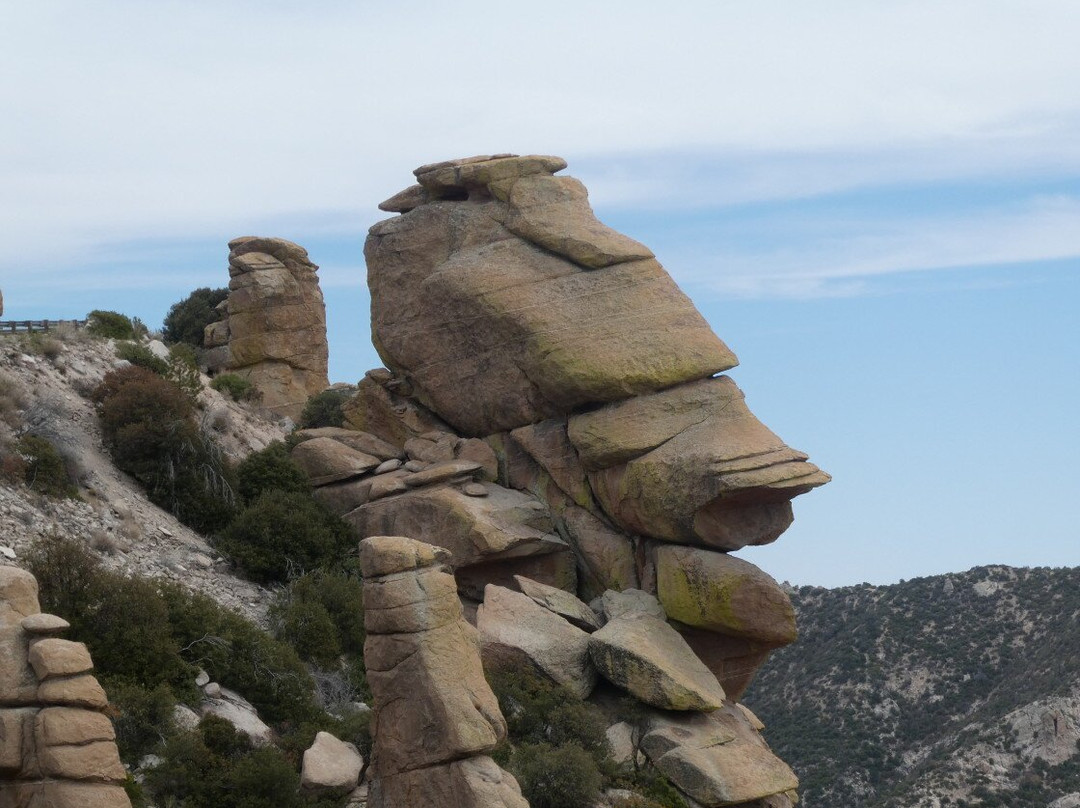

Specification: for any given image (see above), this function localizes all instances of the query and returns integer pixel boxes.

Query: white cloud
[2,1,1080,277]
[663,195,1080,299]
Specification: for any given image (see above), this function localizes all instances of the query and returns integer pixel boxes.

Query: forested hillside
[746,565,1080,807]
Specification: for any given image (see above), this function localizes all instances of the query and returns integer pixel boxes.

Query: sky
[1,1,1078,587]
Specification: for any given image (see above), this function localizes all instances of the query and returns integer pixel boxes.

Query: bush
[116,341,170,376]
[216,491,353,584]
[26,533,320,728]
[166,342,203,399]
[87,310,140,340]
[93,365,235,534]
[270,570,366,667]
[162,287,229,348]
[489,664,610,762]
[298,389,352,429]
[104,679,178,762]
[235,441,309,505]
[510,742,603,808]
[211,373,261,403]
[17,435,79,498]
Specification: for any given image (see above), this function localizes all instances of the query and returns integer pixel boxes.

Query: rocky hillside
[0,326,286,622]
[745,565,1080,808]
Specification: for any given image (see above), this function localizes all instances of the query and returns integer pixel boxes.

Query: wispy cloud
[657,194,1080,299]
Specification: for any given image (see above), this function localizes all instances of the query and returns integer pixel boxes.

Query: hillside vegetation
[746,565,1080,807]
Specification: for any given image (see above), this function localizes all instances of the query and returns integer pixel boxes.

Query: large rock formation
[0,566,131,808]
[359,536,528,808]
[203,237,329,420]
[294,154,829,806]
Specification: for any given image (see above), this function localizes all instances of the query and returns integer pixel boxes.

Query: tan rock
[513,575,601,631]
[571,376,830,550]
[562,505,640,599]
[293,427,403,460]
[20,614,70,636]
[0,567,41,619]
[0,782,132,808]
[510,419,593,508]
[676,627,775,703]
[35,708,115,746]
[359,535,451,577]
[369,755,528,808]
[656,546,797,645]
[203,237,329,419]
[361,537,508,777]
[347,484,567,571]
[28,640,93,680]
[37,675,108,709]
[403,460,482,488]
[455,438,499,482]
[291,437,381,485]
[454,548,577,602]
[600,589,666,621]
[477,584,597,699]
[39,740,126,782]
[589,613,726,711]
[641,704,798,806]
[366,156,737,435]
[342,375,450,448]
[301,731,363,794]
[0,708,33,774]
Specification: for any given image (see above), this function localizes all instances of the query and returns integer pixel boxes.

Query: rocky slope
[745,565,1080,808]
[0,328,287,623]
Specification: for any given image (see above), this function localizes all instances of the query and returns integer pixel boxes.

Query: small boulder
[477,584,597,699]
[513,575,601,631]
[588,613,726,711]
[301,731,363,794]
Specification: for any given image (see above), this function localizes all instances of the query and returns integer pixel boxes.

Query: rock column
[203,236,329,420]
[0,566,131,808]
[359,536,528,808]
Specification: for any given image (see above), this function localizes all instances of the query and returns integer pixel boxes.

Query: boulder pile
[297,154,828,806]
[0,566,131,808]
[203,236,329,420]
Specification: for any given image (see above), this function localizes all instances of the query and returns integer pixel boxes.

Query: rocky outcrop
[0,566,131,808]
[333,154,829,806]
[359,536,527,808]
[203,237,329,420]
[301,731,363,795]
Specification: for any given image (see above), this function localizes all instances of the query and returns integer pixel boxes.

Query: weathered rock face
[203,236,329,420]
[338,154,830,807]
[0,566,131,808]
[366,155,737,437]
[359,536,527,808]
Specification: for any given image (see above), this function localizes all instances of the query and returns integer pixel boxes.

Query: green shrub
[87,310,140,340]
[216,491,353,584]
[211,373,261,403]
[489,664,610,762]
[166,343,203,399]
[116,341,170,376]
[510,742,603,808]
[27,533,320,728]
[17,434,79,498]
[270,571,366,667]
[103,679,178,761]
[162,287,229,347]
[298,389,351,429]
[93,365,235,534]
[235,441,309,505]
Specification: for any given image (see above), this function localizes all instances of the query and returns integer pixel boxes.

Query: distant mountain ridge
[744,564,1080,807]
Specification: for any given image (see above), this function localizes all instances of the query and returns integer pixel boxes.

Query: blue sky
[2,2,1078,586]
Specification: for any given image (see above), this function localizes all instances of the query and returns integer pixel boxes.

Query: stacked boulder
[203,236,329,420]
[0,566,131,808]
[292,154,828,806]
[359,536,527,808]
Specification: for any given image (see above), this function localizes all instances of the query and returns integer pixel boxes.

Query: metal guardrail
[0,319,87,334]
